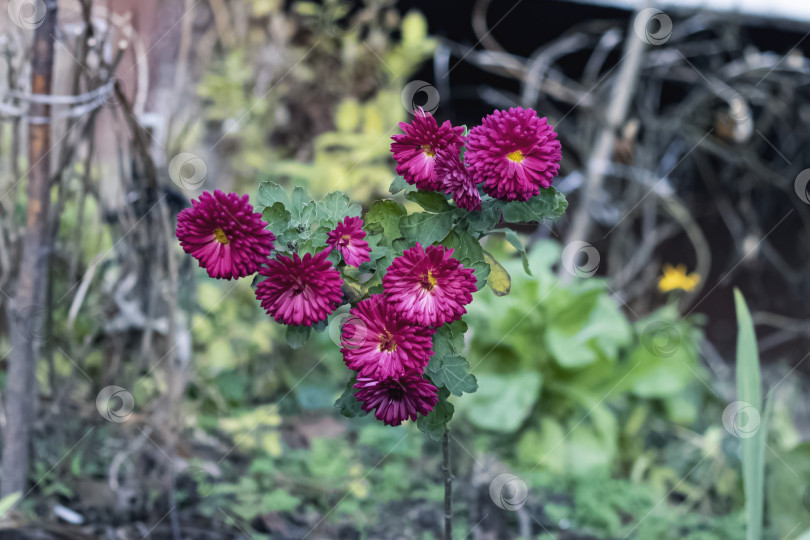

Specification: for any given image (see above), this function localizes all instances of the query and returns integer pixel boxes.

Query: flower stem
[443,429,452,540]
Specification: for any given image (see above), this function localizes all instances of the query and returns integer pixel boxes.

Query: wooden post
[1,0,58,497]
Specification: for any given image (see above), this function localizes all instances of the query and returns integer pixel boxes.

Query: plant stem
[443,429,452,540]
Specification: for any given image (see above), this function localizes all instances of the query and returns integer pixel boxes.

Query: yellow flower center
[213,227,229,244]
[420,270,437,292]
[378,330,397,352]
[506,150,525,163]
[421,144,435,158]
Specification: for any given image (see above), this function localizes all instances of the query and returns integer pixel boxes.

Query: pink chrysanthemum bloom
[390,109,465,190]
[383,243,478,327]
[434,148,482,211]
[255,249,343,326]
[341,294,434,380]
[176,190,275,279]
[466,107,562,201]
[327,216,371,267]
[354,371,439,426]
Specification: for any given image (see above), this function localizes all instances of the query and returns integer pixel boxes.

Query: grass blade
[734,289,764,540]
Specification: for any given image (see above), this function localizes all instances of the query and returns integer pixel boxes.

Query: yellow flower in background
[347,463,369,499]
[658,264,701,292]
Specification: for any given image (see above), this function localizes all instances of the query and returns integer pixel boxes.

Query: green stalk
[734,289,765,540]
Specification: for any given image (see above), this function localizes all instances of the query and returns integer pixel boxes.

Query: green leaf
[442,230,484,264]
[289,187,316,229]
[735,289,764,540]
[285,325,311,349]
[463,204,501,232]
[0,492,21,517]
[461,371,541,433]
[316,191,362,225]
[417,388,454,441]
[365,200,407,244]
[432,320,467,357]
[399,211,457,245]
[389,176,412,195]
[547,294,633,370]
[492,188,568,224]
[461,258,490,290]
[406,191,453,213]
[257,180,289,210]
[261,489,302,513]
[262,202,291,237]
[334,377,367,418]
[766,443,810,538]
[501,229,532,275]
[426,355,478,396]
[484,251,511,296]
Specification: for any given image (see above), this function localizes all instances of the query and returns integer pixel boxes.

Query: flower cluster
[175,106,563,431]
[391,107,562,204]
[341,244,476,425]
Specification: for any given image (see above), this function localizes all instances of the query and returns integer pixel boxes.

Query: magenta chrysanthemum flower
[354,371,439,426]
[466,107,562,201]
[434,148,482,211]
[255,249,343,326]
[383,243,478,327]
[390,110,465,190]
[341,295,434,379]
[176,190,275,279]
[327,216,371,267]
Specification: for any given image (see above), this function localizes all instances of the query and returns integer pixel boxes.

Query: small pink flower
[176,190,275,279]
[466,107,562,201]
[327,216,371,267]
[341,294,434,380]
[354,371,439,426]
[434,148,482,211]
[255,249,343,326]
[390,109,465,190]
[383,243,478,327]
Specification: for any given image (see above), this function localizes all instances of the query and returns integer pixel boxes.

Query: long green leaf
[735,289,764,540]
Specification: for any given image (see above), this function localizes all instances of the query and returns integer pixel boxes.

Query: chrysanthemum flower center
[419,270,438,292]
[506,150,525,163]
[378,330,397,352]
[213,227,229,244]
[421,144,435,158]
[387,384,405,401]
